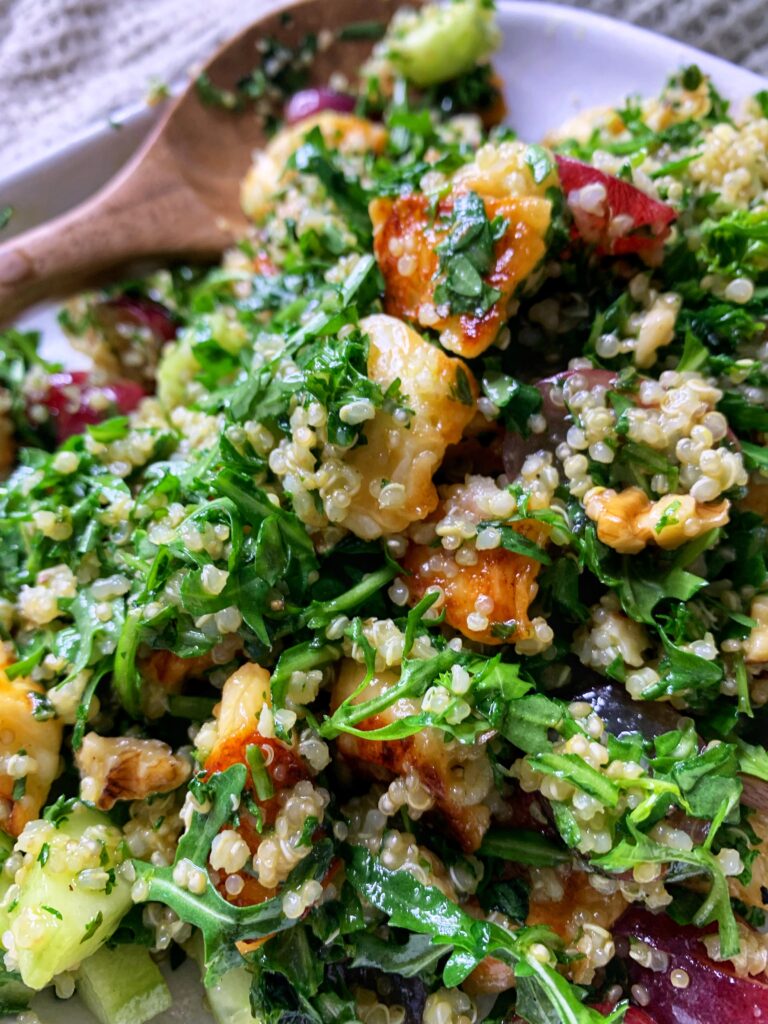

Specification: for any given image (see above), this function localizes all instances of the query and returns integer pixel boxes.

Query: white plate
[2,3,765,1022]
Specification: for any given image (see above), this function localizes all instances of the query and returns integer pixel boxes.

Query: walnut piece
[584,485,729,554]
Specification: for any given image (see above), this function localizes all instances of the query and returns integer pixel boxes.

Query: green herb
[497,693,565,755]
[196,33,318,112]
[450,366,475,406]
[676,329,709,372]
[297,816,319,847]
[737,740,768,781]
[345,846,621,1024]
[291,127,372,243]
[478,829,569,866]
[681,64,703,90]
[742,441,768,472]
[524,144,555,184]
[654,498,681,533]
[650,151,703,179]
[132,767,332,982]
[11,773,26,801]
[719,391,768,433]
[146,78,170,103]
[195,73,240,110]
[481,363,542,435]
[595,825,740,957]
[81,911,104,943]
[493,523,552,564]
[246,744,275,801]
[433,191,505,316]
[528,752,620,807]
[338,20,385,40]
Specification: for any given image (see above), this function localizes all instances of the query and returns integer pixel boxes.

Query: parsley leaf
[433,191,505,316]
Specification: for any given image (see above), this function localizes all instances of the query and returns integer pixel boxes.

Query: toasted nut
[584,486,729,554]
[76,734,191,810]
[216,662,272,743]
[745,595,768,664]
[634,294,681,369]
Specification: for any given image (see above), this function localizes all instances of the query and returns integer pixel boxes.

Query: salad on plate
[2,2,768,1023]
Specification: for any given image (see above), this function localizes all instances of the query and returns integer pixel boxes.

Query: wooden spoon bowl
[0,0,399,323]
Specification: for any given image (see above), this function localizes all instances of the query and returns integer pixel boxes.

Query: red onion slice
[501,368,617,480]
[555,155,677,256]
[593,1004,658,1024]
[615,907,768,1024]
[33,371,146,442]
[569,680,680,739]
[99,295,178,344]
[284,88,356,124]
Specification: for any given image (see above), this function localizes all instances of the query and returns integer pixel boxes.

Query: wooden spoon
[0,0,398,323]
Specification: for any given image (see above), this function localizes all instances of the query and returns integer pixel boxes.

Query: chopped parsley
[433,191,507,316]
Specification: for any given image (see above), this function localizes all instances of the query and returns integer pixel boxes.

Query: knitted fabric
[0,0,766,176]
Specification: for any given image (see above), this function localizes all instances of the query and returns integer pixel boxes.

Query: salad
[2,2,768,1023]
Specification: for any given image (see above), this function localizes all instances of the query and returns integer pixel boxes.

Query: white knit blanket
[0,0,766,176]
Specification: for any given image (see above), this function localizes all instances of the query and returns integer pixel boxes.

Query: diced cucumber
[0,828,13,932]
[76,943,172,1024]
[384,0,500,87]
[205,964,260,1024]
[6,803,133,989]
[185,935,259,1024]
[0,966,32,1016]
[156,333,201,410]
[0,831,32,1014]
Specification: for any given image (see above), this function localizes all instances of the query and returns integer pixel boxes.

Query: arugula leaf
[349,931,445,977]
[498,694,565,754]
[579,522,709,627]
[528,752,620,807]
[594,824,740,957]
[671,743,741,819]
[737,739,768,781]
[345,846,614,1024]
[479,829,570,867]
[493,524,552,564]
[253,926,324,1001]
[676,329,709,372]
[640,630,724,700]
[133,767,332,983]
[741,441,768,472]
[479,878,530,922]
[719,390,768,433]
[0,966,31,1015]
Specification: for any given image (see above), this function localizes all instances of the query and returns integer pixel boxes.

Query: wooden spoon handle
[0,157,232,324]
[0,193,141,321]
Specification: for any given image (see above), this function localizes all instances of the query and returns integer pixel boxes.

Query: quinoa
[2,7,768,1023]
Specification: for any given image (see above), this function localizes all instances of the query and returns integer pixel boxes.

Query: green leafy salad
[2,2,768,1023]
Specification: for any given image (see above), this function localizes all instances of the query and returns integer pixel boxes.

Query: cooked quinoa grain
[2,9,768,1024]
